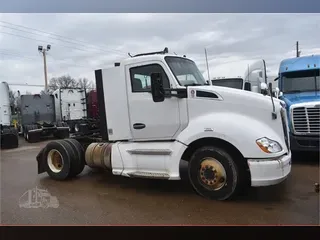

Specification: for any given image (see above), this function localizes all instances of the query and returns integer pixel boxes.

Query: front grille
[292,106,320,135]
[281,108,290,150]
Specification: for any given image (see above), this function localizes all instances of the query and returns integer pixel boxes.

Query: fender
[177,112,287,159]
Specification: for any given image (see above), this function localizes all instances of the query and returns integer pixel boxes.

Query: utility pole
[296,41,301,57]
[38,44,51,92]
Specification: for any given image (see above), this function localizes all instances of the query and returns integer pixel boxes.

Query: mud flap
[36,147,47,174]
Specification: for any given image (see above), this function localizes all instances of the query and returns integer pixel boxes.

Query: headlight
[256,137,282,153]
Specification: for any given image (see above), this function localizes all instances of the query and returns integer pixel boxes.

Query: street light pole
[38,44,51,92]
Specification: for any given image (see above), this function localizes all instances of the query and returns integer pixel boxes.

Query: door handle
[133,123,146,129]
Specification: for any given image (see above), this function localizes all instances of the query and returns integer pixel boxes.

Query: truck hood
[282,91,320,106]
[190,85,281,111]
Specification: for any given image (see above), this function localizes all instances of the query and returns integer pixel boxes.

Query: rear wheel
[23,125,29,140]
[26,125,40,143]
[188,146,244,201]
[43,139,84,180]
[44,140,72,180]
[64,139,85,177]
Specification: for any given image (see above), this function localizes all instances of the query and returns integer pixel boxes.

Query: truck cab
[202,59,272,94]
[37,48,292,201]
[0,81,19,149]
[275,55,320,153]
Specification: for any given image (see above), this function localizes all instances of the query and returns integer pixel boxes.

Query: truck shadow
[291,152,319,166]
[39,155,318,204]
[76,167,295,204]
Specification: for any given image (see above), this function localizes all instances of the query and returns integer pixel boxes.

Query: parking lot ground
[1,138,319,225]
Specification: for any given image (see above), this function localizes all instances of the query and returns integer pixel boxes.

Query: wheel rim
[198,158,227,191]
[47,149,64,173]
[26,132,29,140]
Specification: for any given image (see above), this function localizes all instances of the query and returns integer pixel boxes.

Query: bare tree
[77,78,94,90]
[40,89,48,95]
[47,75,78,93]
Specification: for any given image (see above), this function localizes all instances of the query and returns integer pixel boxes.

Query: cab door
[126,61,181,141]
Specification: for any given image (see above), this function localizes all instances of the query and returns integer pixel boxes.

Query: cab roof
[279,54,320,73]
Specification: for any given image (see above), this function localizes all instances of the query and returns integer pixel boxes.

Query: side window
[130,64,170,92]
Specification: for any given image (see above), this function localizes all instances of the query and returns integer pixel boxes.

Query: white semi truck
[202,59,277,95]
[36,48,291,201]
[53,88,87,133]
[0,81,19,149]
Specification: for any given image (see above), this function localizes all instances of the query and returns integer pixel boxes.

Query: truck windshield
[282,69,319,93]
[211,78,243,89]
[165,56,207,86]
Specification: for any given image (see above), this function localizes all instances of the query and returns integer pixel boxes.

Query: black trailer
[19,94,69,143]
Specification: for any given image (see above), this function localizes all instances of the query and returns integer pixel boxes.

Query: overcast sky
[0,13,319,93]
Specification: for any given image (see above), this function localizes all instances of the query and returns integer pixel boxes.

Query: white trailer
[202,59,278,94]
[0,81,19,148]
[53,88,87,133]
[36,48,291,201]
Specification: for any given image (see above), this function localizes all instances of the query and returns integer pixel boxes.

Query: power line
[0,30,122,55]
[0,21,127,56]
[0,51,39,61]
[0,50,95,70]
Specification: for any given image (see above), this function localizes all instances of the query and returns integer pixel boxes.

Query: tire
[26,125,40,143]
[43,140,73,180]
[188,146,244,201]
[27,131,41,143]
[0,128,19,149]
[23,125,29,140]
[63,139,85,177]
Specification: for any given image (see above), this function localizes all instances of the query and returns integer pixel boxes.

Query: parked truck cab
[19,94,69,143]
[275,54,320,153]
[36,48,291,201]
[202,59,272,94]
[0,81,19,149]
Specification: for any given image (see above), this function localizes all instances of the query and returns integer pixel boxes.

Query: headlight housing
[256,137,282,153]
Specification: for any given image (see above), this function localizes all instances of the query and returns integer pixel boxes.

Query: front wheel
[188,146,243,201]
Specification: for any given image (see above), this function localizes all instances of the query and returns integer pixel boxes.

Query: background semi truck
[19,94,69,143]
[274,54,320,153]
[36,48,291,201]
[202,59,277,94]
[0,81,19,149]
[53,87,100,135]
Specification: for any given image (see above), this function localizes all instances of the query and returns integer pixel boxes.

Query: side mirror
[279,91,283,97]
[244,82,251,91]
[274,87,280,98]
[150,72,165,102]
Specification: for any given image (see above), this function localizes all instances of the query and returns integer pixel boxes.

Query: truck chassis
[23,122,69,143]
